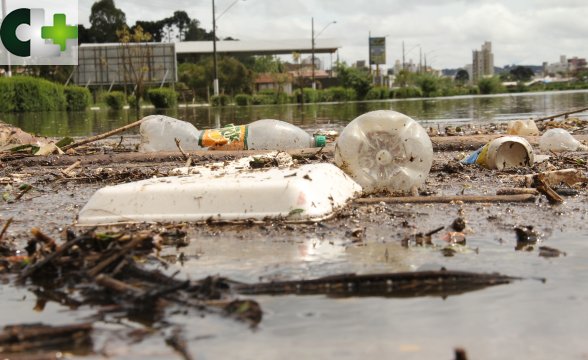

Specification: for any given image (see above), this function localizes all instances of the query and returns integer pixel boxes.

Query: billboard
[369,37,386,65]
[73,43,176,86]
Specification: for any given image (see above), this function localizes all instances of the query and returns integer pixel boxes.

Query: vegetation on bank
[0,77,91,112]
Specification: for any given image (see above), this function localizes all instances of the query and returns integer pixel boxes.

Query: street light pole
[311,18,336,90]
[212,0,219,96]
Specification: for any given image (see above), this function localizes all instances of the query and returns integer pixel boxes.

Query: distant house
[254,72,293,94]
[254,68,333,94]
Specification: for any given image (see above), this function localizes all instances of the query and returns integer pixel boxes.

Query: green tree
[170,11,191,41]
[455,69,469,85]
[478,76,506,94]
[179,63,208,100]
[134,20,165,42]
[336,62,372,99]
[179,57,253,99]
[218,57,253,95]
[415,73,440,97]
[394,69,415,88]
[574,69,588,82]
[184,19,214,41]
[89,0,127,43]
[252,55,283,74]
[510,66,535,82]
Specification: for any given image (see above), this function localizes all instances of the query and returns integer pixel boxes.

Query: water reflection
[2,90,587,137]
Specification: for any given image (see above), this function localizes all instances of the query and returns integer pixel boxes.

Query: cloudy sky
[78,0,588,70]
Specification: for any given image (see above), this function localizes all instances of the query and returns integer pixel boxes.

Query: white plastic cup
[334,110,433,193]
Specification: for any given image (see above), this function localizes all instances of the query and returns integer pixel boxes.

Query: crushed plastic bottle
[507,120,539,136]
[539,128,588,152]
[139,115,326,152]
[334,110,433,193]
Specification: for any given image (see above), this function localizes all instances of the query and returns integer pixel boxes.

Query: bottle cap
[314,135,327,147]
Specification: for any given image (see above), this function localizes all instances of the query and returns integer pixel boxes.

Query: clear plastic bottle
[139,115,201,152]
[334,110,433,193]
[139,115,326,152]
[507,119,539,136]
[539,128,587,152]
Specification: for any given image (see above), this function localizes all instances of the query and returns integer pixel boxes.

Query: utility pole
[419,47,422,73]
[311,17,315,90]
[212,0,219,96]
[402,41,405,71]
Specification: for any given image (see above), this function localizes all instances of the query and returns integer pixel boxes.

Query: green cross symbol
[41,14,78,52]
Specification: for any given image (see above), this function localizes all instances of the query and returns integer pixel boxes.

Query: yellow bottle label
[198,124,248,150]
[475,143,490,167]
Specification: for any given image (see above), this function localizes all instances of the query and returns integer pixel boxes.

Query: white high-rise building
[472,41,494,82]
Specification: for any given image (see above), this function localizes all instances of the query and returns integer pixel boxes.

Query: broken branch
[355,194,536,204]
[61,119,144,151]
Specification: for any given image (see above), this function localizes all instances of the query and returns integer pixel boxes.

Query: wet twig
[0,217,13,241]
[87,234,151,278]
[14,184,32,200]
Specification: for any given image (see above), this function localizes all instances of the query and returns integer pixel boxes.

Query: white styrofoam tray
[77,163,362,225]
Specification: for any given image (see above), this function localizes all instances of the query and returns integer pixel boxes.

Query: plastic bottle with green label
[139,115,326,152]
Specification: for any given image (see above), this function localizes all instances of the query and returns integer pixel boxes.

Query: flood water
[3,90,588,137]
[2,90,588,359]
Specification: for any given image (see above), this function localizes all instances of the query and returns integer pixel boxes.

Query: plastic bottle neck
[314,135,327,148]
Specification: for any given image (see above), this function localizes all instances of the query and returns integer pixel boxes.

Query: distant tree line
[78,0,214,43]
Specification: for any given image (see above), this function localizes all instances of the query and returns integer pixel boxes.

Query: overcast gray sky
[79,0,588,70]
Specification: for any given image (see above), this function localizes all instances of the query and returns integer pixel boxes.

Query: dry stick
[61,159,82,177]
[534,106,588,122]
[0,323,93,344]
[355,194,536,204]
[496,188,540,196]
[536,177,564,204]
[174,138,192,166]
[0,217,13,241]
[61,119,144,151]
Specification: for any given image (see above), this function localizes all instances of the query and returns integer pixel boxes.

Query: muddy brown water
[3,90,588,137]
[2,146,588,358]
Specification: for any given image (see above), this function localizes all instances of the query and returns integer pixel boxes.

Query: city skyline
[78,0,588,70]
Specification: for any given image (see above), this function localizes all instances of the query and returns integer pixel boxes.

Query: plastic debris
[506,120,539,136]
[334,110,433,194]
[539,128,588,152]
[139,115,326,152]
[462,136,534,170]
[77,163,361,225]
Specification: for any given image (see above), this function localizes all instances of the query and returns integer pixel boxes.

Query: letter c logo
[1,8,31,57]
